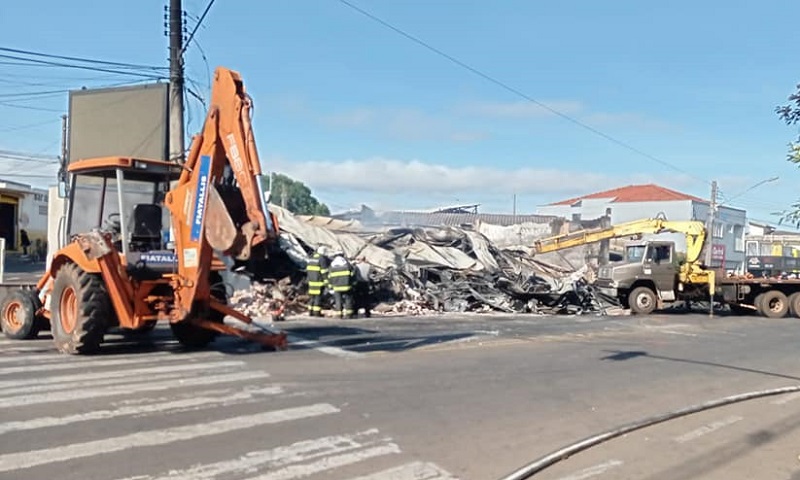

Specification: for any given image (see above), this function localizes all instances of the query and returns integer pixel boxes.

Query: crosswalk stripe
[0,372,190,397]
[0,352,219,375]
[0,371,270,409]
[243,443,401,480]
[0,386,281,435]
[0,403,339,474]
[346,461,459,480]
[0,360,245,390]
[114,430,385,480]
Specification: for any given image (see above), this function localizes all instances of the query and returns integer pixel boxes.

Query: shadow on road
[641,410,800,480]
[600,349,800,381]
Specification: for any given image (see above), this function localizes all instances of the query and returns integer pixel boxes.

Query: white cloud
[268,156,706,197]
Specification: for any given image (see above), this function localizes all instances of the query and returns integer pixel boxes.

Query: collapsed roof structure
[231,206,610,317]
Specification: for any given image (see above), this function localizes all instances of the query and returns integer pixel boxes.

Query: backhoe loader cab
[65,157,181,269]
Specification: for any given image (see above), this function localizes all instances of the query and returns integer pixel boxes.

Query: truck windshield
[626,245,646,263]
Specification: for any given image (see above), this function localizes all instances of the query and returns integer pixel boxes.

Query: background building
[744,221,800,277]
[537,184,747,272]
[0,178,48,253]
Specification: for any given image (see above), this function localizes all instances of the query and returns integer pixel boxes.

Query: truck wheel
[171,273,226,349]
[1,290,41,340]
[629,287,657,315]
[50,263,109,354]
[757,290,789,319]
[789,292,800,318]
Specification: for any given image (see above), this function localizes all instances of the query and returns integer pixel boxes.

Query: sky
[1,1,800,227]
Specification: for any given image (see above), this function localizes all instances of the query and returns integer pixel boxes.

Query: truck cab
[596,240,679,314]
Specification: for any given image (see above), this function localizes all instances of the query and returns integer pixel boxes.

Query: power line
[0,89,68,98]
[0,101,62,112]
[0,54,165,79]
[0,47,167,71]
[336,0,711,186]
[181,0,216,56]
[0,118,60,133]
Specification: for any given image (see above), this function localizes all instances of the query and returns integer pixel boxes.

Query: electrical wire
[0,118,60,133]
[336,0,712,187]
[0,54,165,79]
[497,385,800,480]
[0,101,62,112]
[181,0,216,56]
[0,47,167,71]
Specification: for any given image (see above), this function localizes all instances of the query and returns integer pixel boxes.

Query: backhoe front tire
[1,290,42,340]
[50,263,109,354]
[629,287,657,315]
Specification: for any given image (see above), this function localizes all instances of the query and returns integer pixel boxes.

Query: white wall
[46,186,66,270]
[17,188,48,246]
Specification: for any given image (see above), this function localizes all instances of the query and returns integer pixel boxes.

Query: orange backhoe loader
[0,67,288,354]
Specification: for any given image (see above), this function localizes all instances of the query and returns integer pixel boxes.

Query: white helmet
[316,245,329,256]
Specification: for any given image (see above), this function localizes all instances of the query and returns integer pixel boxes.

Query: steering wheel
[105,212,121,233]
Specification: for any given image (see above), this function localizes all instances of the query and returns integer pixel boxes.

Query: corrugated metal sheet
[377,211,557,227]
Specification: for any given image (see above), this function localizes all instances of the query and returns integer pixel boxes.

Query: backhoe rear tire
[629,287,657,315]
[50,263,109,354]
[171,272,227,349]
[1,290,42,340]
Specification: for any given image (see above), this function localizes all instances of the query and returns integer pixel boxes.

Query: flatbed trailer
[717,276,800,318]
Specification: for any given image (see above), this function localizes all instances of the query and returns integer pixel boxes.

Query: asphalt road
[2,311,800,479]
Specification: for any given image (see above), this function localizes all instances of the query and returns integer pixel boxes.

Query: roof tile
[550,184,705,206]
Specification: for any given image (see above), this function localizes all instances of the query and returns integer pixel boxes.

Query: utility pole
[167,0,185,163]
[704,180,718,318]
[281,185,288,209]
[704,180,718,267]
[59,114,68,170]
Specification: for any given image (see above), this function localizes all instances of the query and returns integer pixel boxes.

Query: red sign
[712,244,726,264]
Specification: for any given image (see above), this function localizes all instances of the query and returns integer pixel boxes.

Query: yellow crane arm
[533,217,707,262]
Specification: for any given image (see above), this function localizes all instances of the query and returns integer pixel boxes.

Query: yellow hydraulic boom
[532,217,715,295]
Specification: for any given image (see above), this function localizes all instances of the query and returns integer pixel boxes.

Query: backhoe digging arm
[165,67,285,348]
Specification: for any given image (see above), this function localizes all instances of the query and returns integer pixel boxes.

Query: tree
[270,173,330,216]
[775,85,800,225]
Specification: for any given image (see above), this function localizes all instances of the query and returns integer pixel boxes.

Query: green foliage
[775,85,800,225]
[270,173,330,216]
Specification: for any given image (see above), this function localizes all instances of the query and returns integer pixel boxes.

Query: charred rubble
[228,206,612,318]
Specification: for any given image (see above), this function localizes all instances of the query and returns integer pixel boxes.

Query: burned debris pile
[232,206,608,317]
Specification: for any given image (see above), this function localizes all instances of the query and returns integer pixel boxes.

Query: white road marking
[347,461,459,480]
[0,352,218,375]
[0,360,245,390]
[287,334,366,359]
[243,443,401,480]
[0,371,270,409]
[115,430,387,480]
[771,391,800,405]
[674,415,743,443]
[556,460,623,480]
[0,386,281,435]
[658,330,698,337]
[0,403,339,473]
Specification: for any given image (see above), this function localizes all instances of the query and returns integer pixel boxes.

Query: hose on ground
[498,385,800,480]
